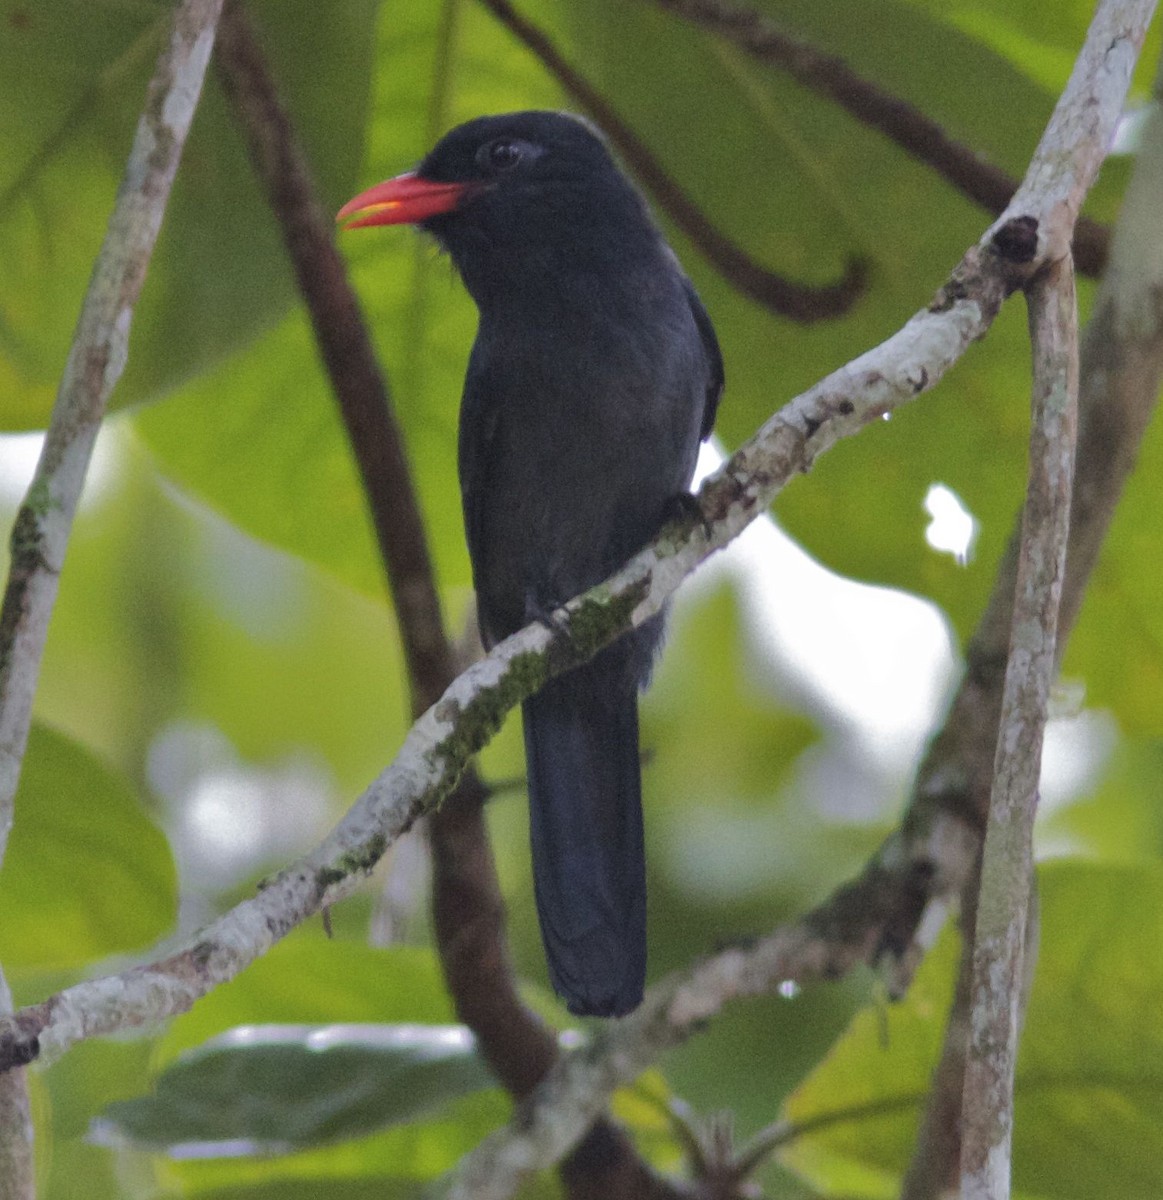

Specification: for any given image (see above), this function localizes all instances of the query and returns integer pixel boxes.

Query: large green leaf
[1042,734,1163,861]
[0,0,377,429]
[894,0,1161,97]
[97,1023,496,1150]
[781,860,1163,1199]
[130,941,509,1189]
[0,722,177,972]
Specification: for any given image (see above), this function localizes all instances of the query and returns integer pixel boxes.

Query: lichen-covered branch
[429,3,1152,1195]
[903,45,1163,1193]
[892,17,1162,1194]
[0,205,1026,1074]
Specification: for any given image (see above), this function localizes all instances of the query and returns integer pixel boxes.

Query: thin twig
[0,2,225,1193]
[960,256,1078,1200]
[476,0,869,320]
[0,970,32,1200]
[900,893,976,1200]
[212,6,671,1197]
[649,0,1112,277]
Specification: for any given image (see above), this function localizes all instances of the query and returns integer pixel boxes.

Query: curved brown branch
[213,5,678,1197]
[214,1,451,714]
[650,0,1111,277]
[476,0,868,320]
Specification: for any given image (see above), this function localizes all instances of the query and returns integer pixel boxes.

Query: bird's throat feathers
[429,184,665,320]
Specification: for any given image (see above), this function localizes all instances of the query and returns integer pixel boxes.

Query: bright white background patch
[924,481,979,565]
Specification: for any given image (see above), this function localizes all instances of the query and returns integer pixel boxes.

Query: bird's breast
[462,285,705,640]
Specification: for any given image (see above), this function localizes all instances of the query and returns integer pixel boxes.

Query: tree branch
[960,255,1078,1198]
[0,1,225,1193]
[0,970,32,1200]
[899,897,974,1200]
[476,0,869,320]
[213,0,452,714]
[648,0,1112,276]
[0,169,1032,1075]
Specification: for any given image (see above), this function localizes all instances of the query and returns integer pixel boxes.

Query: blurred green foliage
[0,0,1161,1197]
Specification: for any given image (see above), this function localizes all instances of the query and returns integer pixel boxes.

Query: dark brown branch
[650,0,1111,277]
[213,5,679,1197]
[214,1,450,715]
[476,0,868,320]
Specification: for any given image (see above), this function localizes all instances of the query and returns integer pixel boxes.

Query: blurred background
[2,1,1161,1197]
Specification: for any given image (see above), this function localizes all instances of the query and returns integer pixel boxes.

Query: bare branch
[0,1,225,1191]
[477,0,869,320]
[0,970,32,1200]
[900,890,976,1200]
[649,0,1112,276]
[214,0,453,713]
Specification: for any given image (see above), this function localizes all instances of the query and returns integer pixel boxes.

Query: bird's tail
[523,638,647,1017]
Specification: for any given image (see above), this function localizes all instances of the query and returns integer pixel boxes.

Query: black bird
[339,111,723,1016]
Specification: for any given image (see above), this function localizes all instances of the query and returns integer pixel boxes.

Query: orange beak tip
[336,172,476,229]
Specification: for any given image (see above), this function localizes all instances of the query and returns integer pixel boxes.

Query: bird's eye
[479,139,525,172]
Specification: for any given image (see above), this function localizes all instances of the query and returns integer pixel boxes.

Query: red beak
[336,172,477,229]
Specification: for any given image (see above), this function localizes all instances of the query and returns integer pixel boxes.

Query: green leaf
[1062,424,1163,734]
[894,0,1161,99]
[108,942,512,1190]
[0,723,177,972]
[0,0,377,430]
[1042,735,1163,862]
[97,1023,496,1151]
[781,860,1163,1199]
[186,1183,425,1200]
[156,940,458,1057]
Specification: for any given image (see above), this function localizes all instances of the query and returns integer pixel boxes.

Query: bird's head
[338,111,657,302]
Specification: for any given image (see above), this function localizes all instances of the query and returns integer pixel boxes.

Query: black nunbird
[339,111,723,1016]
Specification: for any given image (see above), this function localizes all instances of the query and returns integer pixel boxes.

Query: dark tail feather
[523,641,646,1017]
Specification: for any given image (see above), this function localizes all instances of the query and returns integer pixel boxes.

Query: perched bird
[339,111,723,1016]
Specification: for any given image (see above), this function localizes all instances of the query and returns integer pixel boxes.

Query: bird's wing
[458,342,503,640]
[682,277,725,440]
